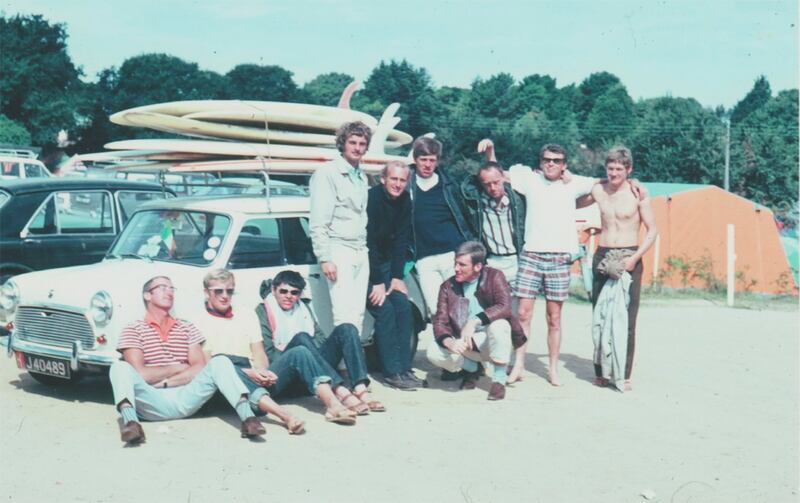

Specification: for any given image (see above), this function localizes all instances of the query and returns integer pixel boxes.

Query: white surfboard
[106,158,385,176]
[104,139,409,165]
[79,150,215,162]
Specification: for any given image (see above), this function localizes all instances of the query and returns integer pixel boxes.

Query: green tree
[467,73,517,119]
[730,75,771,125]
[225,64,299,101]
[575,71,622,125]
[730,89,799,211]
[583,84,636,148]
[0,114,32,145]
[302,72,354,106]
[0,14,85,147]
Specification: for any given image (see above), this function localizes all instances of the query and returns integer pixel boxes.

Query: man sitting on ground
[108,275,264,445]
[256,270,385,416]
[426,241,526,400]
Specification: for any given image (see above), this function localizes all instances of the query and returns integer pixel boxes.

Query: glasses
[541,157,565,165]
[208,288,235,296]
[149,285,176,293]
[277,288,302,296]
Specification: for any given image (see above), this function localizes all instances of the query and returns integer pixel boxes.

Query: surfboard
[104,139,409,165]
[104,158,384,177]
[78,150,215,162]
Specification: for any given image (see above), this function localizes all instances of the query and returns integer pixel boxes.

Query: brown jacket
[433,266,527,348]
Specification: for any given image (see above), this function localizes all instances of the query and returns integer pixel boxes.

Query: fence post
[727,224,735,306]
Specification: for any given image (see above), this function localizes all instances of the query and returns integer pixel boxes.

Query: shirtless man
[590,146,657,391]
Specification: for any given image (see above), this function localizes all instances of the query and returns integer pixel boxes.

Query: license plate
[22,354,71,379]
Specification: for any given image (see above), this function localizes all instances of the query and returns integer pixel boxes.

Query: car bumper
[6,330,115,371]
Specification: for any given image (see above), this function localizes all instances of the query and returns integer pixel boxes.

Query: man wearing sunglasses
[256,270,385,416]
[108,275,265,445]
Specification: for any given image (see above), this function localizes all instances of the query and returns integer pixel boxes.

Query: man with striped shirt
[108,275,265,444]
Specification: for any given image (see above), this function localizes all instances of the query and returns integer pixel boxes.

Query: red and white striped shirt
[117,314,204,367]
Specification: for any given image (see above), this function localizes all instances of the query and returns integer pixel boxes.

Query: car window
[1,162,21,179]
[26,197,57,234]
[117,191,171,223]
[112,210,230,265]
[281,217,316,265]
[57,191,114,234]
[24,163,47,178]
[227,218,282,269]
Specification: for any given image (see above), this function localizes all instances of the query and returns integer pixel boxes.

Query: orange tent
[632,183,794,294]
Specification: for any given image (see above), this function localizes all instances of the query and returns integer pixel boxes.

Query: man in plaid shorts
[507,144,597,386]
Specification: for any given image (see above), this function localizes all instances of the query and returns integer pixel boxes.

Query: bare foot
[506,365,525,385]
[593,377,609,387]
[624,379,632,391]
[547,370,561,387]
[286,416,306,435]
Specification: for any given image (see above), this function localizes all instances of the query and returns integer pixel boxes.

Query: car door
[22,190,117,270]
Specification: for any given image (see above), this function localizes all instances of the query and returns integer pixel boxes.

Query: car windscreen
[110,209,230,265]
[117,191,174,223]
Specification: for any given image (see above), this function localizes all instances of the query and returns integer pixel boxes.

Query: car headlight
[0,279,19,313]
[89,291,113,326]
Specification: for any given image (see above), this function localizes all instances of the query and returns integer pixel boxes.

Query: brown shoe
[240,417,266,438]
[487,382,506,401]
[120,421,145,444]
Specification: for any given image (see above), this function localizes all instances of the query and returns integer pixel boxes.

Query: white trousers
[326,243,369,334]
[416,251,455,316]
[487,254,519,285]
[426,319,512,372]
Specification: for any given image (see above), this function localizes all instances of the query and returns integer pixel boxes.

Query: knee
[545,312,561,328]
[518,304,533,322]
[284,345,313,362]
[109,360,135,379]
[208,354,235,373]
[292,332,315,346]
[488,319,511,333]
[336,323,359,340]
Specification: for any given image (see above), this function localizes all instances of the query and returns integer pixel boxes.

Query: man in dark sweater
[366,161,425,390]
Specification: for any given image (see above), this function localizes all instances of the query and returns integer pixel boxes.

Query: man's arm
[432,283,455,348]
[625,197,658,271]
[476,271,513,323]
[388,196,412,296]
[243,342,278,387]
[153,344,207,388]
[366,189,387,305]
[308,169,337,280]
[121,348,188,385]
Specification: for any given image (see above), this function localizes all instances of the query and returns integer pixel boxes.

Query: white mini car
[0,149,50,180]
[1,190,428,384]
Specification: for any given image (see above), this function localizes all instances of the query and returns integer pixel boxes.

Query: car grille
[15,307,95,349]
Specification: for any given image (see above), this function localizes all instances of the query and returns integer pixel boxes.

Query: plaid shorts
[513,251,571,301]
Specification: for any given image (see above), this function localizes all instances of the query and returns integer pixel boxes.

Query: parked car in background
[1,191,427,384]
[0,149,50,180]
[0,178,174,283]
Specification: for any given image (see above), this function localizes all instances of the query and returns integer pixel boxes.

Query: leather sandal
[354,390,386,413]
[325,408,356,425]
[340,391,370,416]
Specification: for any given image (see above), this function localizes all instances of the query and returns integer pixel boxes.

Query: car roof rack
[0,149,38,159]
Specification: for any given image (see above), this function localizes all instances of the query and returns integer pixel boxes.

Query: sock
[491,363,507,384]
[119,406,138,424]
[461,358,479,373]
[235,397,255,421]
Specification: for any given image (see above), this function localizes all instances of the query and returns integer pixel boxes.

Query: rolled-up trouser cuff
[313,375,333,390]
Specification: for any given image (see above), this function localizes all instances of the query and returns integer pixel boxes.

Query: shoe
[441,369,463,381]
[460,370,481,390]
[240,417,266,438]
[403,371,428,388]
[384,374,417,391]
[325,408,357,425]
[487,382,506,401]
[120,420,145,444]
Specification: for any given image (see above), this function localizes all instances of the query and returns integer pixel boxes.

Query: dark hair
[335,121,372,153]
[142,275,170,307]
[272,270,306,291]
[455,241,487,266]
[478,161,504,176]
[539,144,568,163]
[412,136,442,159]
[606,145,633,169]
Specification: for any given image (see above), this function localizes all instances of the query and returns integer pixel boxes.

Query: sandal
[354,390,386,413]
[340,392,370,416]
[286,417,306,435]
[593,377,609,387]
[324,408,356,425]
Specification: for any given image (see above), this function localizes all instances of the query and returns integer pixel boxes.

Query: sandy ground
[0,298,797,503]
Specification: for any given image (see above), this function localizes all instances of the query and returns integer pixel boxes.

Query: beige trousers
[426,319,512,372]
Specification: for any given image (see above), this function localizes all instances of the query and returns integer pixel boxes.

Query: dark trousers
[592,246,643,379]
[287,324,370,388]
[367,289,413,376]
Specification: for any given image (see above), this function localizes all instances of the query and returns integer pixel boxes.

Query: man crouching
[426,241,527,400]
[109,276,265,444]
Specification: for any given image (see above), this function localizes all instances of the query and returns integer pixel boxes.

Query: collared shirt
[481,193,516,256]
[309,155,368,261]
[144,312,176,342]
[509,165,595,255]
[118,316,204,367]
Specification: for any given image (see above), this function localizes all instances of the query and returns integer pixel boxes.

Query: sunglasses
[208,288,235,296]
[149,285,176,293]
[541,157,565,165]
[277,288,302,296]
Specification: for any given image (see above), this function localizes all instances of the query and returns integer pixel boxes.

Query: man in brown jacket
[426,241,527,400]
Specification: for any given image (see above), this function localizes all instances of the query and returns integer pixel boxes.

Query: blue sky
[3,0,798,109]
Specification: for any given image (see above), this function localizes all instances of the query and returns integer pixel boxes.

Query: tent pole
[652,234,660,284]
[727,224,736,306]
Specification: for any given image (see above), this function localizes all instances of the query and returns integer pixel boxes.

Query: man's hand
[459,319,480,354]
[321,261,338,281]
[623,256,638,272]
[389,278,408,296]
[444,337,469,356]
[243,368,278,387]
[629,179,648,200]
[477,138,496,162]
[368,283,387,306]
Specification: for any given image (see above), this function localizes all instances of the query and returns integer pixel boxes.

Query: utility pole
[723,117,731,191]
